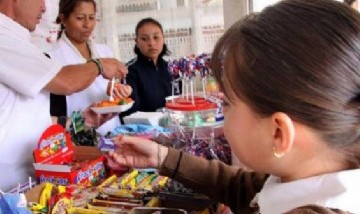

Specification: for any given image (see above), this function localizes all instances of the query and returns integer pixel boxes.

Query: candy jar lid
[165,96,217,111]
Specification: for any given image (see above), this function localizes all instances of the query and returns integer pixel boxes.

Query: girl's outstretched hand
[106,135,169,170]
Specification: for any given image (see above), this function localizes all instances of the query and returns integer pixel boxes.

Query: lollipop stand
[166,54,231,164]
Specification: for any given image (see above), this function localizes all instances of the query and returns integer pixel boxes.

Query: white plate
[91,102,134,114]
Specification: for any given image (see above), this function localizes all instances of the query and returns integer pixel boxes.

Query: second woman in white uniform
[49,0,131,135]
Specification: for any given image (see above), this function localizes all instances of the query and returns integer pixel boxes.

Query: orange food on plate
[96,100,117,107]
[96,97,133,107]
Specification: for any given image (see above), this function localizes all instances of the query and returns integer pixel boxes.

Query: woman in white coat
[49,0,132,135]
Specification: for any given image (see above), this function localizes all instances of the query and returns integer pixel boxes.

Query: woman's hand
[107,135,169,170]
[99,58,128,80]
[82,105,117,128]
[107,82,133,99]
[114,84,132,98]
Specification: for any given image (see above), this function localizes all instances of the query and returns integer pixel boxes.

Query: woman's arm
[45,58,127,95]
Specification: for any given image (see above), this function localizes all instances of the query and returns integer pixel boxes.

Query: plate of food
[91,98,134,114]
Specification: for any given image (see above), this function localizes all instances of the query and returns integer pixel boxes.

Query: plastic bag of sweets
[69,111,99,146]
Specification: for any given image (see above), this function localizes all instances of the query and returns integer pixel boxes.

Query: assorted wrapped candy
[165,54,229,165]
[168,54,213,102]
[69,111,99,146]
[168,53,211,79]
[170,128,231,165]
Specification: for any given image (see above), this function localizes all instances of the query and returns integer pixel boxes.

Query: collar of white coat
[60,32,100,62]
[252,169,360,214]
[0,13,31,41]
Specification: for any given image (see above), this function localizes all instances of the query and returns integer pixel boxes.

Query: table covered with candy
[25,169,214,213]
[3,123,219,214]
[0,54,233,214]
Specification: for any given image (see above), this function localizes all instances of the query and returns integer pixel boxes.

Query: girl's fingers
[106,155,127,170]
[119,85,130,97]
[111,153,124,164]
[111,84,132,99]
[113,135,124,146]
[123,85,132,97]
[112,88,121,98]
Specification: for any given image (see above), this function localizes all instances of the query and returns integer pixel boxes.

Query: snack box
[33,125,106,187]
[25,182,46,204]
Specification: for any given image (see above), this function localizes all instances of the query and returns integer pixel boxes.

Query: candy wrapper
[170,128,231,165]
[0,193,31,214]
[70,111,99,146]
[168,54,213,100]
[98,124,172,152]
[113,124,171,139]
[98,137,116,152]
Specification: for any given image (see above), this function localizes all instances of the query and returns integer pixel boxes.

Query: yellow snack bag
[39,182,54,207]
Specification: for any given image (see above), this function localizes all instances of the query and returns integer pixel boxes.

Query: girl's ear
[271,112,295,158]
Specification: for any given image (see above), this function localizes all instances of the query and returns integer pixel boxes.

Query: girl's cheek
[223,106,229,115]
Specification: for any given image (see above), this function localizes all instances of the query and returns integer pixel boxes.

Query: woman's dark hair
[344,0,356,6]
[211,0,360,167]
[134,17,171,59]
[56,0,96,39]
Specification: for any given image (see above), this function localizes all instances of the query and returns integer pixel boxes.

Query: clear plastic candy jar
[164,96,231,164]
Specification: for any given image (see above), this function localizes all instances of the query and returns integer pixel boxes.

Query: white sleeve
[96,44,114,58]
[0,35,62,98]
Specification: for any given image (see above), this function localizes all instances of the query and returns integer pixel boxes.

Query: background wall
[32,0,225,62]
[31,0,59,52]
[32,0,353,58]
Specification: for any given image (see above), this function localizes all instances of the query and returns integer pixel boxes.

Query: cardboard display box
[33,125,106,187]
[25,182,46,203]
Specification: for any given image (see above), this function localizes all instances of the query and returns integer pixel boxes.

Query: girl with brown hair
[108,0,360,213]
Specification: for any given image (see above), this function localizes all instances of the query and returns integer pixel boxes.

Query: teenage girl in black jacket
[122,17,180,117]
